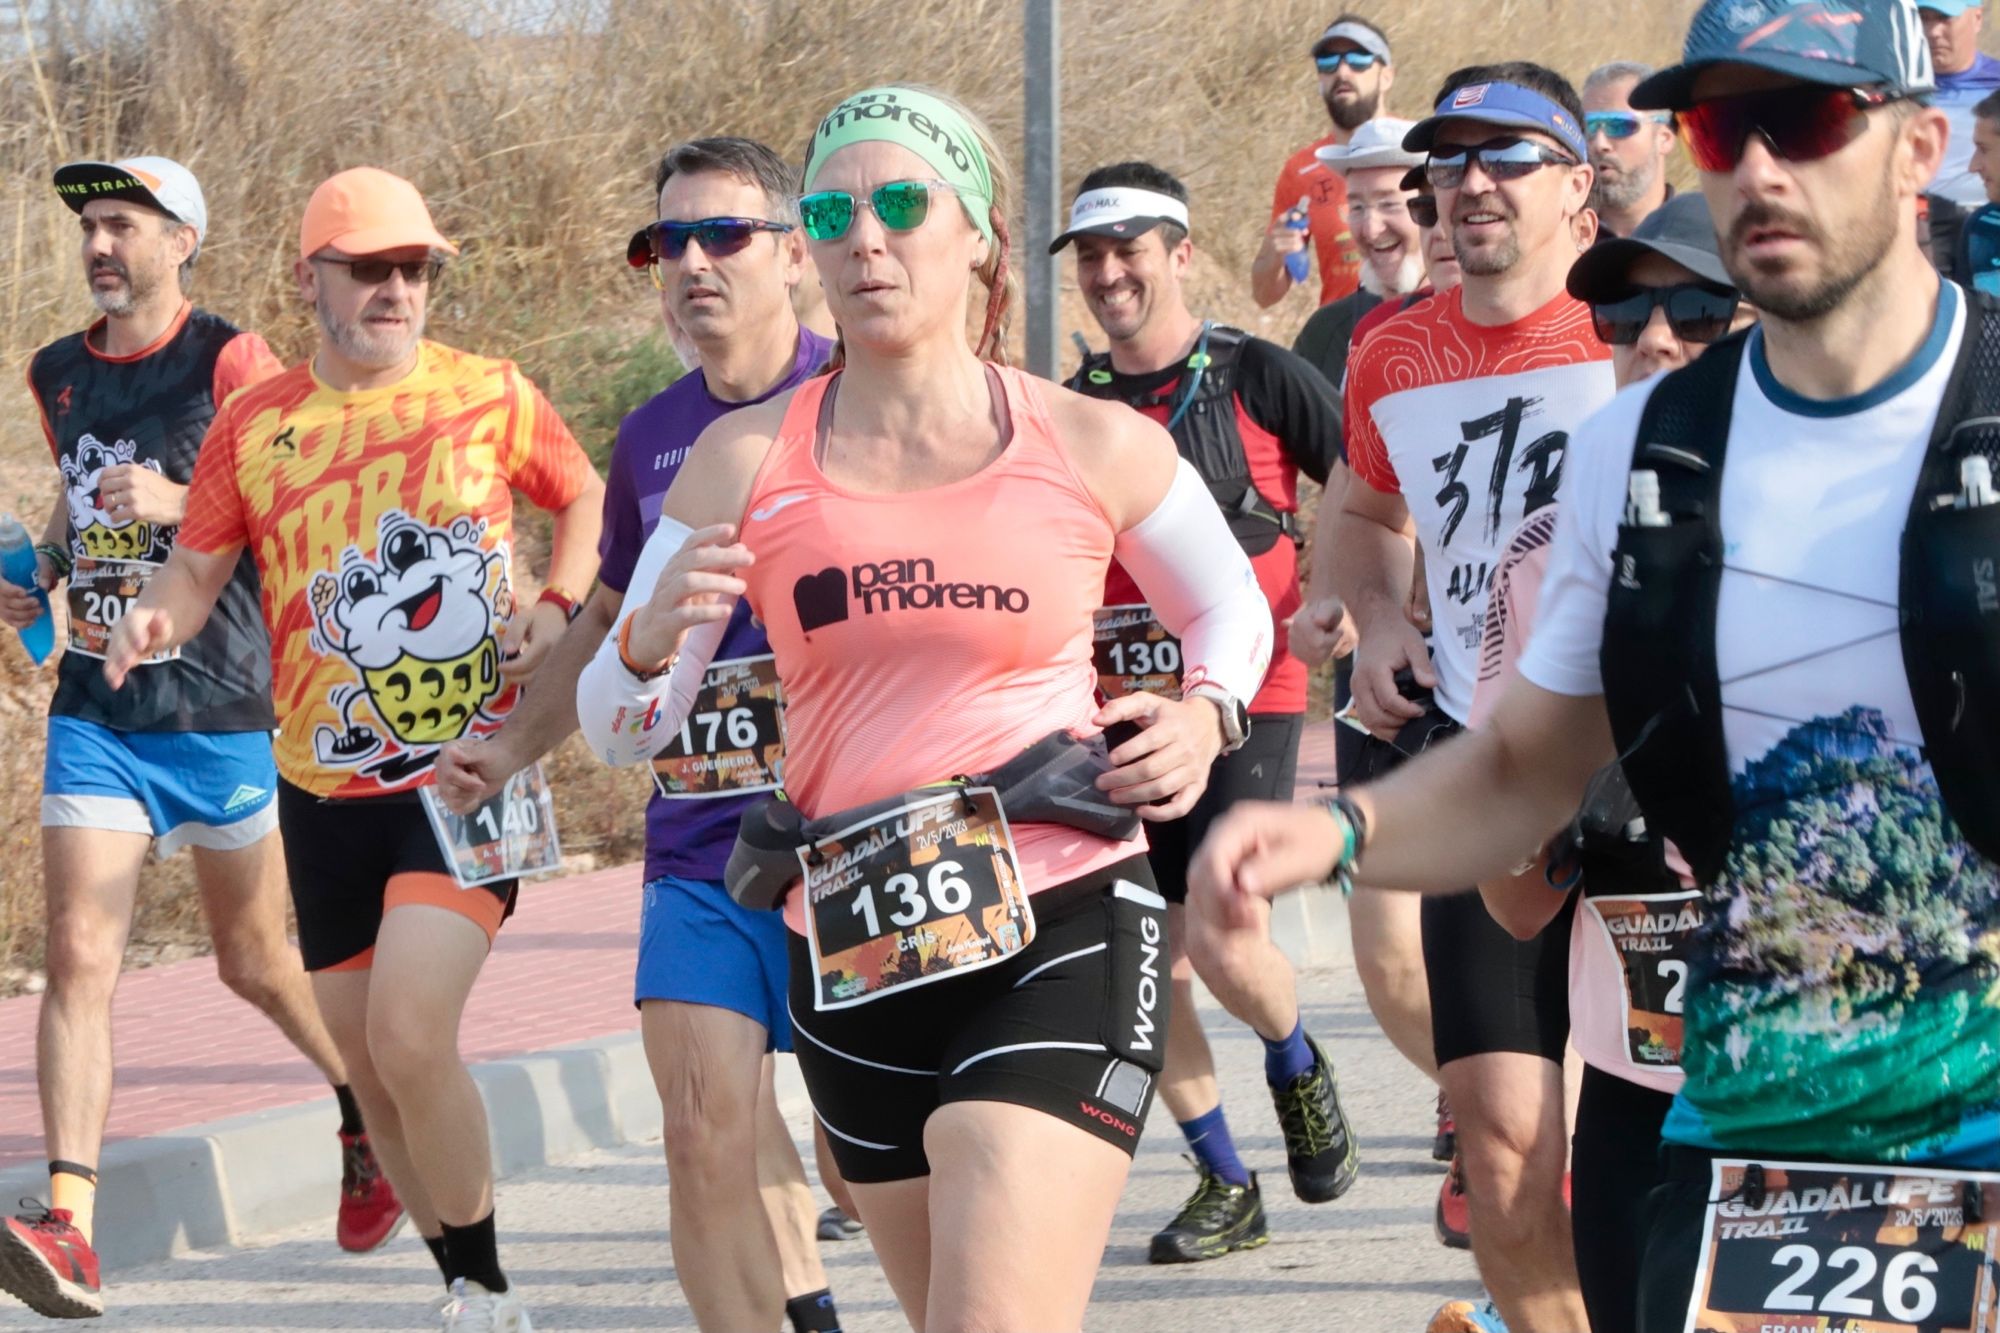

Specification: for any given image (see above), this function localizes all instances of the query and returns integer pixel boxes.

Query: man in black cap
[1471,190,1751,1333]
[1189,1,2000,1328]
[0,156,391,1321]
[1057,161,1361,1266]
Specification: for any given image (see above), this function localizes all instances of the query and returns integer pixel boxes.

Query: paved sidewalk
[0,957,1482,1329]
[0,723,1342,1174]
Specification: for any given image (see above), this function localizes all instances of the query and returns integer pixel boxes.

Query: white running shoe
[440,1277,533,1331]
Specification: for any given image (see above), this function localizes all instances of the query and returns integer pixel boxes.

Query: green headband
[803,86,996,247]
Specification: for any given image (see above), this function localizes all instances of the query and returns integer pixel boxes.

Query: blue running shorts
[635,874,794,1052]
[41,715,278,858]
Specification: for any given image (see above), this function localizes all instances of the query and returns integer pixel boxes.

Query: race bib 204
[802,786,1034,1011]
[67,558,177,663]
[1688,1160,2000,1333]
[650,655,786,799]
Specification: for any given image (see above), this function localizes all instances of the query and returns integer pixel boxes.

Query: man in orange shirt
[103,167,603,1333]
[1250,14,1396,309]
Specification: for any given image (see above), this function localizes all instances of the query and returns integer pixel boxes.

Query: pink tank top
[740,365,1145,926]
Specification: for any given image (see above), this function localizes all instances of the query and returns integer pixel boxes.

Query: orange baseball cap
[299,167,458,261]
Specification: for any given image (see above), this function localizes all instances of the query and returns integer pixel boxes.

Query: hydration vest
[1600,300,2000,886]
[1070,323,1301,556]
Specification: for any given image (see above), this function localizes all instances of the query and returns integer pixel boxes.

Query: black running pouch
[1900,497,2000,865]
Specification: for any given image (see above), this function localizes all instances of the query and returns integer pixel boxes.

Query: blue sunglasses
[1315,51,1382,72]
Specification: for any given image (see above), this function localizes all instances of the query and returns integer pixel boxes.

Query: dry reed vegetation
[0,0,1709,979]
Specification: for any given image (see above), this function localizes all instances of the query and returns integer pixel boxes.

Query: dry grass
[0,0,1719,980]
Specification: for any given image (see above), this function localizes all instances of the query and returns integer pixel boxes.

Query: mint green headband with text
[803,86,996,247]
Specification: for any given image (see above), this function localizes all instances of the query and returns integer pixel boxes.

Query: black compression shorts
[789,855,1167,1184]
[1344,705,1573,1065]
[1147,713,1304,904]
[278,780,517,972]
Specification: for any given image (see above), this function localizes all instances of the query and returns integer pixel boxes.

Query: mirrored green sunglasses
[797,180,966,241]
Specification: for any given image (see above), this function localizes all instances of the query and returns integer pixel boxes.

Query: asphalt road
[1,949,1485,1330]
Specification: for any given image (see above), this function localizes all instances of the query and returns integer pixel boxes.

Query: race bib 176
[1687,1159,2000,1333]
[650,654,786,799]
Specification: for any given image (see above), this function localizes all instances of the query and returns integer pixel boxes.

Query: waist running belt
[723,729,1142,911]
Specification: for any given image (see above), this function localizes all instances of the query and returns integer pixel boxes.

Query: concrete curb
[0,879,1348,1271]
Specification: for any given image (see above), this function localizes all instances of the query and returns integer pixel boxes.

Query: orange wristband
[617,616,676,681]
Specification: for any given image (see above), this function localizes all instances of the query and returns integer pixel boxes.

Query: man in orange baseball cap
[104,167,604,1332]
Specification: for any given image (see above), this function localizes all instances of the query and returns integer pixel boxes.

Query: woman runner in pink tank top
[576,86,1272,1330]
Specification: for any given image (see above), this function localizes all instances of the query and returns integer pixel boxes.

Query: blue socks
[1262,1019,1315,1088]
[1178,1105,1251,1187]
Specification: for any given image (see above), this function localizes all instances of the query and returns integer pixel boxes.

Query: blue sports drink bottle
[0,514,55,665]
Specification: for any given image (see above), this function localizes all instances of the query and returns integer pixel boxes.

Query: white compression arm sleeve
[1113,457,1273,703]
[576,515,726,767]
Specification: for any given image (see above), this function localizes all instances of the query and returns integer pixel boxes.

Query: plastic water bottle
[1283,196,1312,286]
[0,515,55,665]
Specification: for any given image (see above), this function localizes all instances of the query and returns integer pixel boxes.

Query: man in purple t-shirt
[435,139,842,1333]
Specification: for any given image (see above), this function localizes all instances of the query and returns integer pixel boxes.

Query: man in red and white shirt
[1333,63,1610,1332]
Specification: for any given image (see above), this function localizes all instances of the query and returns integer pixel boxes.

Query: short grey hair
[652,136,799,223]
[1583,61,1656,99]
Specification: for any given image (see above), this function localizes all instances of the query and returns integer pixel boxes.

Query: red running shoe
[336,1132,406,1253]
[1433,1090,1457,1163]
[1435,1154,1472,1250]
[0,1201,103,1318]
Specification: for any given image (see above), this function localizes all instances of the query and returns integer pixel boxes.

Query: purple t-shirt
[598,327,833,883]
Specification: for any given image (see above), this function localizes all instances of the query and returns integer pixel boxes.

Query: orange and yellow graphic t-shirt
[179,340,593,798]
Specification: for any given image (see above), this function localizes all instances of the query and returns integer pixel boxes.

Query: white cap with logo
[52,156,208,253]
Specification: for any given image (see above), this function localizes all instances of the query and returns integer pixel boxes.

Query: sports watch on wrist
[1186,684,1251,753]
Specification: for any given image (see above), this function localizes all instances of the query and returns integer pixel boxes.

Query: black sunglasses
[626,217,793,269]
[1425,136,1580,190]
[314,257,444,286]
[1408,193,1440,229]
[1590,282,1740,345]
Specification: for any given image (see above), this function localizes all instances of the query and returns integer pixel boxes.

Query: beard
[1324,84,1381,132]
[1589,157,1658,214]
[316,291,425,368]
[88,259,164,318]
[1720,184,1897,323]
[1451,201,1524,277]
[1360,248,1426,297]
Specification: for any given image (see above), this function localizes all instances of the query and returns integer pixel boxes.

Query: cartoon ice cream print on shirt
[61,433,170,561]
[59,433,179,661]
[309,511,510,787]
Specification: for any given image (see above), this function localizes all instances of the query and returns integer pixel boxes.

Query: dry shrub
[0,0,1720,978]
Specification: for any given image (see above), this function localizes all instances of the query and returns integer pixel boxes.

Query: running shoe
[336,1130,406,1253]
[1435,1154,1471,1250]
[816,1206,864,1241]
[1425,1297,1509,1332]
[1148,1162,1269,1264]
[1268,1031,1359,1203]
[1433,1090,1457,1163]
[440,1277,532,1331]
[0,1200,103,1319]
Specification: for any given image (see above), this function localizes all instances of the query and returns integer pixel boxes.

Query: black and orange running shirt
[28,303,284,733]
[178,340,593,799]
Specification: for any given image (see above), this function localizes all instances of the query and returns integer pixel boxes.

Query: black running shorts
[789,855,1167,1184]
[1344,705,1573,1066]
[278,780,517,972]
[1147,713,1304,904]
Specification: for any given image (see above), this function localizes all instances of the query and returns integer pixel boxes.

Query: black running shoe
[1269,1032,1360,1203]
[1148,1163,1269,1264]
